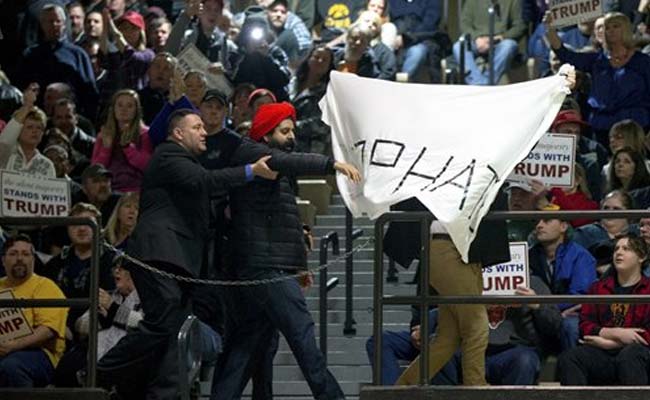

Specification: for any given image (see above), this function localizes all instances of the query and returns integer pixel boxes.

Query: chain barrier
[106,237,374,287]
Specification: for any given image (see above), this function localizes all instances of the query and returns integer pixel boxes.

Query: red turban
[249,102,296,142]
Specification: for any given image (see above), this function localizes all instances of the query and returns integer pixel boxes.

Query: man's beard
[268,138,295,153]
[10,262,28,280]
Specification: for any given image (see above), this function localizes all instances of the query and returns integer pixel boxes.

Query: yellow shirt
[0,274,68,367]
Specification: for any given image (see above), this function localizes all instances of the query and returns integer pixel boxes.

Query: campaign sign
[177,43,233,97]
[1,170,70,217]
[0,289,34,343]
[483,242,529,295]
[549,0,603,28]
[508,133,576,188]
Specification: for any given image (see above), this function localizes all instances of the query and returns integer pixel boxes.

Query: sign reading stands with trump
[482,242,529,295]
[508,133,576,188]
[0,170,70,217]
[0,289,34,343]
[320,67,572,262]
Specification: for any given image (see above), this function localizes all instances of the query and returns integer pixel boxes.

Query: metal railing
[344,208,364,336]
[488,2,496,85]
[0,216,101,387]
[319,231,341,363]
[373,209,650,386]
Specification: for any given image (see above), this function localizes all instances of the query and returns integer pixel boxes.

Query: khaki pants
[395,238,488,386]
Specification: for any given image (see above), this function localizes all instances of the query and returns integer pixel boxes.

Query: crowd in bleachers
[1,0,650,395]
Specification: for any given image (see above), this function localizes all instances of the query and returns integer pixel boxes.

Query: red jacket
[550,188,598,228]
[579,275,650,345]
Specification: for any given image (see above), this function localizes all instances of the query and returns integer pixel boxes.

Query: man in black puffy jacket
[212,102,360,400]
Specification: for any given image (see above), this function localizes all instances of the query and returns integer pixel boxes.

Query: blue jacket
[529,240,597,311]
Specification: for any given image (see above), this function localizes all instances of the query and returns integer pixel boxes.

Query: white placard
[549,0,603,28]
[483,242,529,295]
[177,43,233,97]
[0,170,70,217]
[0,289,34,343]
[508,133,576,188]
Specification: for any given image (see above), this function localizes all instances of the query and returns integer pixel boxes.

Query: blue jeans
[365,309,458,385]
[198,321,222,366]
[366,308,539,385]
[452,38,518,85]
[401,43,429,78]
[560,315,580,351]
[212,269,343,400]
[0,349,54,387]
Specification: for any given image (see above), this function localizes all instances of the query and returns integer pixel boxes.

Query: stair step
[242,379,362,396]
[312,270,416,285]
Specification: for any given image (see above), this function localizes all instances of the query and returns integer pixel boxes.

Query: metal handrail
[0,216,101,387]
[488,3,496,85]
[344,207,364,336]
[319,231,340,363]
[178,315,201,400]
[373,209,650,386]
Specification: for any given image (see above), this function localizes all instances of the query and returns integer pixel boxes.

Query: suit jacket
[127,141,247,277]
[383,190,510,268]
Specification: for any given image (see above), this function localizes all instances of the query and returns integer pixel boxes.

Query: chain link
[107,237,374,286]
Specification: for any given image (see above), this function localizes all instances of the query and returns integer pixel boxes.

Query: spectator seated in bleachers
[0,234,68,388]
[606,147,650,193]
[558,233,650,385]
[230,83,256,130]
[38,203,118,341]
[533,163,599,228]
[51,98,96,161]
[183,69,209,108]
[545,11,650,146]
[388,0,448,83]
[104,192,139,251]
[356,10,397,80]
[602,119,649,185]
[137,52,176,125]
[91,89,153,193]
[550,109,608,202]
[146,16,172,54]
[504,181,545,242]
[16,3,98,119]
[529,217,597,351]
[453,0,526,85]
[165,0,239,76]
[71,164,121,227]
[265,0,313,67]
[54,263,142,388]
[0,84,56,178]
[573,190,640,276]
[290,45,335,154]
[334,22,380,78]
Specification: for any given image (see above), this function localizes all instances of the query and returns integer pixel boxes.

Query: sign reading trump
[483,242,529,295]
[0,289,34,343]
[549,0,603,28]
[1,170,70,217]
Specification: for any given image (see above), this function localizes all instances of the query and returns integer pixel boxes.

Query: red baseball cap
[551,110,590,131]
[118,11,146,31]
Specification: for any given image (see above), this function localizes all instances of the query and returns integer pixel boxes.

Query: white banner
[508,133,576,187]
[483,242,529,295]
[549,0,603,28]
[0,170,70,217]
[177,43,233,97]
[321,68,571,261]
[0,289,34,343]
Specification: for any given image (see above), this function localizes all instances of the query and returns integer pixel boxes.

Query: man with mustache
[0,234,68,388]
[212,102,361,400]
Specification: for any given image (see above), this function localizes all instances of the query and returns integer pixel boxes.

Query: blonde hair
[24,107,47,129]
[103,89,144,147]
[105,192,139,245]
[574,163,592,200]
[609,119,646,156]
[604,12,635,50]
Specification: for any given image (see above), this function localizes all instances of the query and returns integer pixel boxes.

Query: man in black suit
[96,109,277,400]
